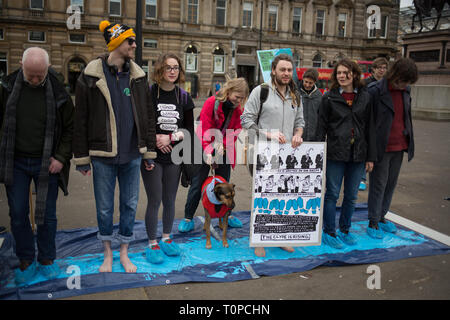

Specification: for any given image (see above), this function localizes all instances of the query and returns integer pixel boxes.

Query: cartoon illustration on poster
[250,140,326,247]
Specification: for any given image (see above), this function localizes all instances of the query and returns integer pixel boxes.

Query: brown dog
[201,176,236,249]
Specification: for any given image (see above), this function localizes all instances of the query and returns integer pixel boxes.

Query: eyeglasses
[165,66,180,72]
[127,38,136,46]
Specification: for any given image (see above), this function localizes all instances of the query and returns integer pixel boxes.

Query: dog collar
[205,177,224,206]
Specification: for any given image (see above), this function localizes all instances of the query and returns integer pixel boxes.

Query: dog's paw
[206,242,212,249]
[222,241,229,248]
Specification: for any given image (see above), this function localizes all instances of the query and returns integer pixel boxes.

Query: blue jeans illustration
[91,157,141,243]
[6,157,59,263]
[323,159,364,235]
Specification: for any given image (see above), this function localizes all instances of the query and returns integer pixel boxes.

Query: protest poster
[256,48,299,83]
[249,140,326,247]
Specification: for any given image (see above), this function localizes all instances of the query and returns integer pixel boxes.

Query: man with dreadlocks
[241,53,305,257]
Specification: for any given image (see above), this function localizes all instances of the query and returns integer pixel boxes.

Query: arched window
[185,44,198,72]
[213,46,225,73]
[312,54,322,68]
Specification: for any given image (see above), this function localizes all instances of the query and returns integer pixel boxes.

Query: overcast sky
[400,0,414,7]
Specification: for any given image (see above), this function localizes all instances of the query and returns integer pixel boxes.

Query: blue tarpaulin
[0,204,449,300]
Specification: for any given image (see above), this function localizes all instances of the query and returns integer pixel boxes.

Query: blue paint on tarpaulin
[0,204,449,300]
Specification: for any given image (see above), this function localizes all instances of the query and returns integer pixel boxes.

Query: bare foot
[120,244,137,273]
[120,255,137,273]
[254,247,266,257]
[280,246,295,253]
[99,254,113,273]
[99,241,113,272]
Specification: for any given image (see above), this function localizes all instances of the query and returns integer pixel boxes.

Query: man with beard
[241,53,305,257]
[73,21,157,273]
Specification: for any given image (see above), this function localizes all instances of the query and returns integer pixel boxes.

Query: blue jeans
[184,162,231,220]
[6,157,59,263]
[323,159,365,235]
[92,157,141,243]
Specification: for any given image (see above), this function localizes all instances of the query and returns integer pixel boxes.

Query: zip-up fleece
[73,55,156,165]
[241,81,305,142]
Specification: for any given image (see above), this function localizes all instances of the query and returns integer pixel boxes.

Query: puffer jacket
[316,87,376,163]
[72,55,156,165]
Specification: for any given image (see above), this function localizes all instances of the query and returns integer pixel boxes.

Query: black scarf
[0,70,56,226]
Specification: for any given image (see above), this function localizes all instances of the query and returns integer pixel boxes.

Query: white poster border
[249,140,327,247]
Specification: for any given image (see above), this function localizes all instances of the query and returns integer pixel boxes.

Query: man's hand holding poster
[250,140,326,247]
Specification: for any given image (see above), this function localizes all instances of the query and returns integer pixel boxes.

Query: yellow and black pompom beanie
[99,20,136,52]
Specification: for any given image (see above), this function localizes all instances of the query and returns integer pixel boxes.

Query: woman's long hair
[215,77,249,110]
[385,58,418,86]
[330,58,363,90]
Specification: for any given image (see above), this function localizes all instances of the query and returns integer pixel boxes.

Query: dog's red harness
[201,175,230,218]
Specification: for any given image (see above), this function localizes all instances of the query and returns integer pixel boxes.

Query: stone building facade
[0,0,401,97]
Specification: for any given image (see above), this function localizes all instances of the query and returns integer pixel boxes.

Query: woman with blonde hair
[142,53,195,264]
[178,77,249,233]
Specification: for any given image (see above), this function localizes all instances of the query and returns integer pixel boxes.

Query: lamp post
[135,0,143,67]
[257,0,264,84]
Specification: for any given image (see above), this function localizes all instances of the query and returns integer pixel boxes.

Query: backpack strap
[257,83,269,125]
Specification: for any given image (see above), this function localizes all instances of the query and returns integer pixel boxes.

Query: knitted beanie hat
[99,20,136,52]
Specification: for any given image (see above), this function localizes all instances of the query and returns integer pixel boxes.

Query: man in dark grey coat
[366,58,418,239]
[299,68,322,142]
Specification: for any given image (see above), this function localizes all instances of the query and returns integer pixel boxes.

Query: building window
[69,33,85,43]
[29,31,45,42]
[293,52,301,68]
[243,2,253,28]
[70,0,83,13]
[312,54,322,68]
[380,15,388,38]
[293,7,302,34]
[146,0,157,19]
[368,14,388,38]
[316,9,325,36]
[109,0,121,16]
[187,0,199,24]
[185,45,198,72]
[268,5,278,31]
[338,13,347,37]
[213,47,225,74]
[0,29,4,40]
[142,60,149,79]
[216,0,226,26]
[30,0,43,9]
[0,52,7,77]
[144,39,158,49]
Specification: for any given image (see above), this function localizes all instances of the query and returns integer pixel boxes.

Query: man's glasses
[165,66,180,72]
[127,38,136,46]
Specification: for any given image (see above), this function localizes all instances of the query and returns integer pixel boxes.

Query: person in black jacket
[0,47,74,285]
[359,57,388,191]
[73,21,156,273]
[366,58,418,239]
[317,58,376,249]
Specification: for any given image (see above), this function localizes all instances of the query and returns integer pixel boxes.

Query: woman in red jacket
[178,78,249,233]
